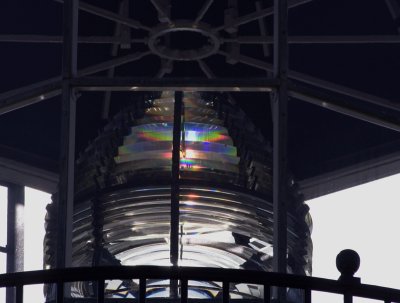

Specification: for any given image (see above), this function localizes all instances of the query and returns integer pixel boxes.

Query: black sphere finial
[336,249,360,278]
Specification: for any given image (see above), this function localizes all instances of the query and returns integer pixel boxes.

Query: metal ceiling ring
[148,21,221,61]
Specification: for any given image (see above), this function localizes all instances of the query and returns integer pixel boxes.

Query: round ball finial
[336,249,360,277]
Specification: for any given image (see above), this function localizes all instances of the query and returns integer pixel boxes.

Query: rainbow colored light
[115,99,239,173]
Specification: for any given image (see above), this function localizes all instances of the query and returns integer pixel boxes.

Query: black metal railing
[0,251,400,303]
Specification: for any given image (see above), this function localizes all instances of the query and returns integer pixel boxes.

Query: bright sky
[307,173,400,302]
[0,175,400,303]
[0,187,50,303]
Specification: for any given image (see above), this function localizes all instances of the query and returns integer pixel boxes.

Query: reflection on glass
[46,91,311,300]
[115,94,238,178]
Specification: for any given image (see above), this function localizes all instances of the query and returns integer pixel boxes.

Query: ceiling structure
[0,0,400,198]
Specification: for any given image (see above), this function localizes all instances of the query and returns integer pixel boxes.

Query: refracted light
[124,129,232,144]
[124,130,173,143]
[117,109,238,171]
[114,151,172,164]
[184,130,230,143]
[45,91,312,301]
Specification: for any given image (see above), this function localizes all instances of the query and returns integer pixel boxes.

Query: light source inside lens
[44,91,312,300]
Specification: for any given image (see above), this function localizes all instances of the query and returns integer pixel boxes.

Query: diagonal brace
[54,0,150,31]
[0,51,151,115]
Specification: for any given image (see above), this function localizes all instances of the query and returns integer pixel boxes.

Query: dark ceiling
[0,0,400,189]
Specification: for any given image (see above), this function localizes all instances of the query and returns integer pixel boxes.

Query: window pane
[24,187,51,271]
[24,284,45,303]
[0,252,5,303]
[0,186,7,248]
[0,250,6,273]
[307,173,400,303]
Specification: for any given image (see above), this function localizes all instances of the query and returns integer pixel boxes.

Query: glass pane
[0,186,7,247]
[24,187,51,271]
[307,173,400,289]
[0,186,7,303]
[312,291,342,303]
[230,283,264,300]
[104,279,139,299]
[146,279,176,299]
[0,251,6,273]
[188,280,222,300]
[0,253,5,303]
[24,284,45,303]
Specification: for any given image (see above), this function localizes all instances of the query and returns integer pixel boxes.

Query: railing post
[139,278,146,303]
[56,283,64,303]
[264,285,271,303]
[223,281,229,303]
[97,280,105,303]
[181,279,188,303]
[336,250,361,303]
[304,289,311,303]
[344,293,353,303]
[15,286,23,303]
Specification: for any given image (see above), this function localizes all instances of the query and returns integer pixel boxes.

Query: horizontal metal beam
[70,77,279,92]
[289,89,400,133]
[0,35,145,44]
[223,35,400,44]
[0,247,6,253]
[4,34,400,45]
[6,34,400,46]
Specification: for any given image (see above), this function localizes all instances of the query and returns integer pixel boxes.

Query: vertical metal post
[181,279,188,303]
[272,0,288,300]
[344,293,353,303]
[57,0,79,296]
[222,281,230,303]
[170,91,183,298]
[139,278,146,303]
[171,91,182,267]
[96,280,105,303]
[264,285,271,303]
[56,0,78,273]
[6,184,24,303]
[15,285,23,303]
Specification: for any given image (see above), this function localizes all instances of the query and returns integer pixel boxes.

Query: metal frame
[5,183,24,303]
[1,1,400,302]
[271,0,289,300]
[299,148,400,200]
[171,91,183,268]
[1,264,400,303]
[56,0,78,273]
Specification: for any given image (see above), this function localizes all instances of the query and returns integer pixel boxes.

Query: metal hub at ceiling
[0,0,400,197]
[148,21,221,61]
